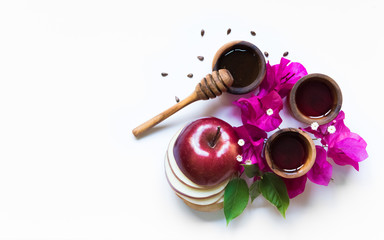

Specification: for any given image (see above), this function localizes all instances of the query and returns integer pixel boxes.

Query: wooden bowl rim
[289,73,343,125]
[264,128,316,179]
[212,40,266,95]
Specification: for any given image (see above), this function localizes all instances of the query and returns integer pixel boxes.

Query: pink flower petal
[328,150,360,171]
[243,124,268,143]
[283,175,307,199]
[234,96,261,126]
[255,115,283,133]
[245,138,266,167]
[234,125,267,172]
[234,91,283,132]
[255,91,283,131]
[258,58,308,98]
[278,61,308,98]
[259,90,284,111]
[307,146,333,186]
[327,132,368,171]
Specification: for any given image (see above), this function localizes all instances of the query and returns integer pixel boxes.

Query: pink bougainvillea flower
[234,124,267,172]
[307,146,332,186]
[234,90,283,132]
[259,57,308,98]
[327,132,368,171]
[303,111,368,171]
[283,146,332,198]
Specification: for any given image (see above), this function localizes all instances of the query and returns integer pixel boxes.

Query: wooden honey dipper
[132,69,234,137]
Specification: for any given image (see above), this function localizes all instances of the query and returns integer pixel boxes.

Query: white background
[0,0,383,239]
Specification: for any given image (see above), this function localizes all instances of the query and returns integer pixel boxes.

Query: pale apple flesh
[180,197,224,212]
[175,191,223,206]
[173,118,241,187]
[165,152,227,198]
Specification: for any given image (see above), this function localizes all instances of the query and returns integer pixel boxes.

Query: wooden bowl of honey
[264,128,316,179]
[212,41,266,95]
[289,73,342,125]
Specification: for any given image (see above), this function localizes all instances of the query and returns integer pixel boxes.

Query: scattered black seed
[187,73,193,78]
[227,28,231,35]
[201,29,205,37]
[161,72,168,77]
[264,51,269,57]
[283,51,289,57]
[250,31,256,36]
[197,56,204,61]
[175,96,180,103]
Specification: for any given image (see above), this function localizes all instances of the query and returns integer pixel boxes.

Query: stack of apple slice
[165,129,228,211]
[164,118,242,212]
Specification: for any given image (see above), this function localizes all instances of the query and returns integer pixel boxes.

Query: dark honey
[295,79,334,118]
[269,132,308,172]
[213,42,262,94]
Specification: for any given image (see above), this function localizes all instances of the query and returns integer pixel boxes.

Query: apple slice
[175,189,223,206]
[165,153,228,199]
[181,197,224,212]
[166,151,229,196]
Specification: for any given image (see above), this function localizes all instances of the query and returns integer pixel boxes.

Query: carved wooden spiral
[195,69,234,100]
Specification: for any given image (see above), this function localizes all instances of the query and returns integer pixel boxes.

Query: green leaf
[259,172,289,218]
[241,164,262,178]
[249,180,261,203]
[224,178,249,225]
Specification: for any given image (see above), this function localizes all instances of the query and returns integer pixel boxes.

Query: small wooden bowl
[289,73,342,125]
[264,128,316,179]
[212,41,266,95]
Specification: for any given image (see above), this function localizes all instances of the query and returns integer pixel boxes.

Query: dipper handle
[132,69,233,137]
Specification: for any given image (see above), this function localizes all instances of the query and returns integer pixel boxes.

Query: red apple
[173,117,241,187]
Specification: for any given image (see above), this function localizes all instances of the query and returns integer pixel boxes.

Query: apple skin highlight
[173,118,242,187]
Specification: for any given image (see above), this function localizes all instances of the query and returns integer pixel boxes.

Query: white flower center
[245,159,252,165]
[311,122,319,131]
[238,139,245,146]
[236,155,243,162]
[327,125,336,134]
[266,108,273,116]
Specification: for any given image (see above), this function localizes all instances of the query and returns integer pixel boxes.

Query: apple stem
[209,126,221,148]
